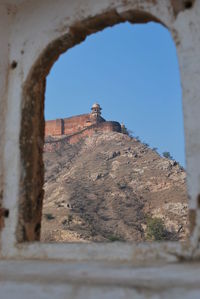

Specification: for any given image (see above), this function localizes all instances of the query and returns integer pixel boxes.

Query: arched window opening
[40,22,188,243]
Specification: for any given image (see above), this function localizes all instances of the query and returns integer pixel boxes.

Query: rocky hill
[41,131,188,242]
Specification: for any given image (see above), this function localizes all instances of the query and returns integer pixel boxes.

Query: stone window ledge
[0,259,200,298]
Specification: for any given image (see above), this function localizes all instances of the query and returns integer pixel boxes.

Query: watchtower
[91,103,102,120]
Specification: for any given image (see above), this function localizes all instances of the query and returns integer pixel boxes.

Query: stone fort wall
[45,106,122,144]
[44,121,122,151]
[45,114,104,137]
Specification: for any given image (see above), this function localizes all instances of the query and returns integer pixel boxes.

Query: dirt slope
[41,132,188,242]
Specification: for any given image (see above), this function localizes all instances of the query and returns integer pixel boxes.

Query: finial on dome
[92,103,101,109]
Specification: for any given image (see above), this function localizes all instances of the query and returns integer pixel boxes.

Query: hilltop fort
[45,103,122,144]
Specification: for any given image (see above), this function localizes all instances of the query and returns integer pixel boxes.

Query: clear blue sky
[45,22,185,166]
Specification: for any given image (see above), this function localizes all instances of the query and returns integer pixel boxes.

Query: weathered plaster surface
[0,5,13,234]
[1,0,200,297]
[1,260,200,299]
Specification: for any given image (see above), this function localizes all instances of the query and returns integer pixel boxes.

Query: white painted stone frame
[1,0,200,263]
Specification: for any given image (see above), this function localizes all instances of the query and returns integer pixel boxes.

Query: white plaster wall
[175,1,200,210]
[1,260,200,299]
[0,5,11,210]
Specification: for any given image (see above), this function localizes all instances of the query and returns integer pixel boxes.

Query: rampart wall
[45,114,106,137]
[44,121,122,152]
[45,119,64,136]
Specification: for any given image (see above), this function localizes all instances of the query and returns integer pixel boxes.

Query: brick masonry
[45,105,122,147]
[44,120,122,151]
